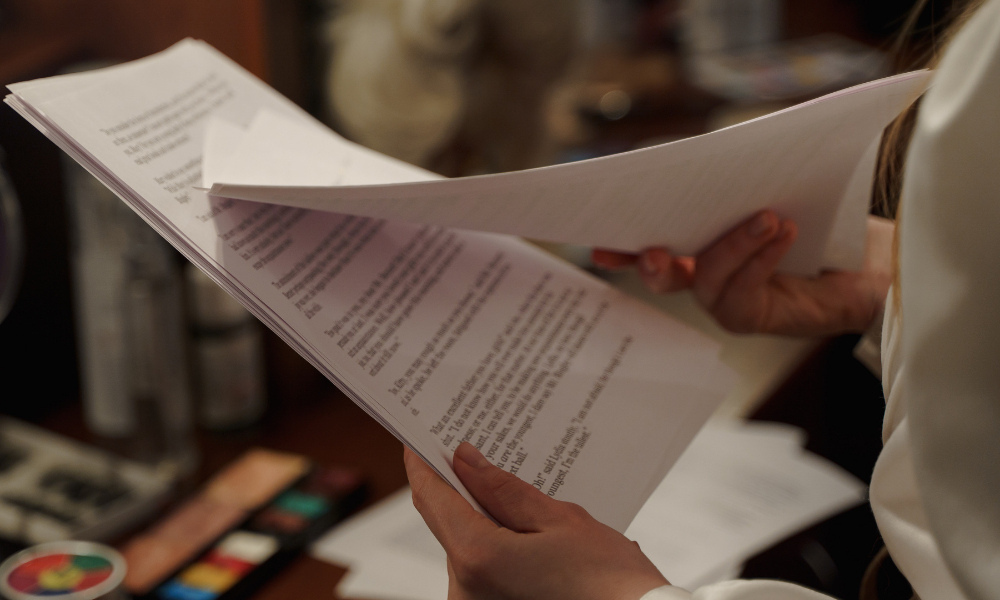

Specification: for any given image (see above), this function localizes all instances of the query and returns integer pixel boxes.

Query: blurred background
[0,0,946,420]
[0,0,950,596]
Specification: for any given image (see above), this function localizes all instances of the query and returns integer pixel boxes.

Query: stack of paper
[5,40,736,533]
[312,420,865,598]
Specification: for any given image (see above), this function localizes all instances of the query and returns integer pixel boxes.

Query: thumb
[453,442,559,532]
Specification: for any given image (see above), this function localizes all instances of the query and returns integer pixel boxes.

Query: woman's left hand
[404,443,669,600]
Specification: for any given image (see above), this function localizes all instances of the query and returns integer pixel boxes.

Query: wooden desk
[39,365,409,600]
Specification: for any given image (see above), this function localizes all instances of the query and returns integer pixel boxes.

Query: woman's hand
[405,443,669,600]
[592,211,895,337]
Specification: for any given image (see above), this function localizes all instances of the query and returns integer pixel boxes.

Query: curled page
[207,71,930,275]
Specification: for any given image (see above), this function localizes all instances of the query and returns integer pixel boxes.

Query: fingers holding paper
[404,444,669,600]
[592,211,895,337]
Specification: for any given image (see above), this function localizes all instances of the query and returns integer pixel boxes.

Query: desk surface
[41,383,407,600]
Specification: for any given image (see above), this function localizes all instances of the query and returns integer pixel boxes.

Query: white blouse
[642,0,1000,598]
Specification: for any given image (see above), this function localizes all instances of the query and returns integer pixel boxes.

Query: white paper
[201,118,247,187]
[207,71,930,275]
[7,39,735,532]
[626,422,866,588]
[311,421,866,599]
[312,488,449,600]
[204,109,436,188]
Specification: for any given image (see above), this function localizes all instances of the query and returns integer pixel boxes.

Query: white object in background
[0,418,173,545]
[186,263,266,430]
[65,155,196,475]
[690,34,890,103]
[121,226,197,475]
[680,0,782,55]
[65,156,135,438]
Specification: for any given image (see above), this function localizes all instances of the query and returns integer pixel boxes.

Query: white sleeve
[641,580,837,600]
[898,1,1000,599]
[641,585,692,600]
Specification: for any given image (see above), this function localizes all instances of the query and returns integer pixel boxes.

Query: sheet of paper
[311,421,865,598]
[7,39,735,532]
[314,488,448,600]
[204,109,437,188]
[626,422,866,588]
[206,71,930,275]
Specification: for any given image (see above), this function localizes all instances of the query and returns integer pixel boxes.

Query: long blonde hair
[873,0,987,312]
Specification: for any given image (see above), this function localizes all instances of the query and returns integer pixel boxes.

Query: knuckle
[559,501,592,524]
[450,546,498,590]
[409,488,430,516]
[489,472,529,509]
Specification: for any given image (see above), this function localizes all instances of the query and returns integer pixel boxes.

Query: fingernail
[455,442,489,469]
[749,212,775,237]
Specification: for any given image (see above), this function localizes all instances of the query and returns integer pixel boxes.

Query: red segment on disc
[7,571,39,593]
[13,555,71,576]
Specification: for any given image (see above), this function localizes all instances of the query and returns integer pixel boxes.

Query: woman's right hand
[592,211,895,337]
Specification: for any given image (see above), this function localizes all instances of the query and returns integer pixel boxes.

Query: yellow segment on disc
[38,565,85,590]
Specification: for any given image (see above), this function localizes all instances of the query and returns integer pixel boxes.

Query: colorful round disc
[0,542,124,600]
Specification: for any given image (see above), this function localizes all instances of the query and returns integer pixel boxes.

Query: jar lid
[0,541,126,600]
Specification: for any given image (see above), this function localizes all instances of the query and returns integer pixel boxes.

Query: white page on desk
[314,488,449,600]
[7,39,735,532]
[310,489,449,600]
[208,71,930,275]
[337,552,448,600]
[626,422,866,589]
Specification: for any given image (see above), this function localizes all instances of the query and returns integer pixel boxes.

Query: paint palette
[157,532,278,600]
[0,541,126,600]
[119,452,367,600]
[152,466,366,600]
